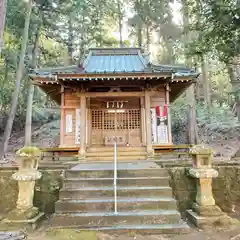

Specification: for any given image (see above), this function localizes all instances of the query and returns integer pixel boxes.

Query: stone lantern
[187,144,236,228]
[3,147,44,229]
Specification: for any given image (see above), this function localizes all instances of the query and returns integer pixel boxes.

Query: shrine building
[30,48,198,160]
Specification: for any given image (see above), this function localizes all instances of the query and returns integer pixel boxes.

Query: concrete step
[63,177,170,188]
[51,210,181,227]
[59,186,173,199]
[55,197,178,212]
[49,223,190,234]
[65,168,168,179]
[87,147,146,153]
[86,156,147,161]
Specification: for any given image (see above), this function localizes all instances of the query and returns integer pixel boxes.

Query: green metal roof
[84,55,147,73]
[30,48,198,78]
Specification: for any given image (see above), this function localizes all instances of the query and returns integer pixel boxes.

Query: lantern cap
[189,144,213,155]
[16,146,41,157]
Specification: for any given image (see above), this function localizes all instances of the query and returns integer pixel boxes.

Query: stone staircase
[85,146,147,161]
[50,162,190,234]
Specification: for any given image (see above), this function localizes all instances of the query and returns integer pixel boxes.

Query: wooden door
[91,109,141,146]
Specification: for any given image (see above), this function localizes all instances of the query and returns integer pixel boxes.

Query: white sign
[65,115,72,133]
[151,106,169,144]
[151,108,157,144]
[157,123,168,144]
[75,109,81,144]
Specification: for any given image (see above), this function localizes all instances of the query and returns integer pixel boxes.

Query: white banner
[157,123,168,144]
[75,109,81,144]
[151,108,157,144]
[65,114,72,133]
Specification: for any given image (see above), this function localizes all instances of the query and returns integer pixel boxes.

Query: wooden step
[86,151,147,157]
[87,146,146,153]
[86,156,147,161]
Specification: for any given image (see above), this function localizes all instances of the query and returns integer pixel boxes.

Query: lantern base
[1,211,44,231]
[192,203,224,217]
[187,209,238,229]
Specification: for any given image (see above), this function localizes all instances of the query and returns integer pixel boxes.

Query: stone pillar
[145,91,154,158]
[3,147,44,229]
[187,144,237,228]
[79,95,86,159]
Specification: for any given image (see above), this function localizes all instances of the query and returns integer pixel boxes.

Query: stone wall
[168,166,240,218]
[0,170,63,216]
[0,166,239,218]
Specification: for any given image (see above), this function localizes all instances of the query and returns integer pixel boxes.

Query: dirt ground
[27,227,240,240]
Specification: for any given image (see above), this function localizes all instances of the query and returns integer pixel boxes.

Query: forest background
[0,0,239,159]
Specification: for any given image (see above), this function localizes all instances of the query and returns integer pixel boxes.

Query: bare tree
[0,0,33,160]
[182,0,199,144]
[25,19,41,146]
[0,0,7,55]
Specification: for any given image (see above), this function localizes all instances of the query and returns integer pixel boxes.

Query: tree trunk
[146,25,151,52]
[117,1,123,48]
[227,58,240,121]
[182,0,198,144]
[0,0,33,160]
[0,0,7,55]
[67,13,74,65]
[201,54,211,110]
[25,20,41,146]
[137,26,142,48]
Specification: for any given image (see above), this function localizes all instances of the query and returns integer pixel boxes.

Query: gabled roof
[83,48,147,73]
[30,47,198,78]
[29,47,199,104]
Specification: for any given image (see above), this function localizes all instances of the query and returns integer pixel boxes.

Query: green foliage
[172,96,240,144]
[186,0,240,63]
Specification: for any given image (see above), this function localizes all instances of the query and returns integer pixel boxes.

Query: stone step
[63,177,170,188]
[59,186,173,199]
[65,168,168,179]
[55,197,177,212]
[85,156,147,161]
[51,210,181,227]
[50,223,190,234]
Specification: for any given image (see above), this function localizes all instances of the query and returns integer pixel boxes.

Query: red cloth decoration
[156,105,161,117]
[162,104,167,117]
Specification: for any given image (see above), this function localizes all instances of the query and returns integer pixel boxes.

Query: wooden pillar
[60,85,64,147]
[166,84,173,145]
[79,95,86,158]
[87,97,91,146]
[145,91,153,156]
[140,97,146,145]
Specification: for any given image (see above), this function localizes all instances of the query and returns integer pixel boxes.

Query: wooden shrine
[30,48,199,158]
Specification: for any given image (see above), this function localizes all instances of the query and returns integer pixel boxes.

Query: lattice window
[116,112,128,130]
[104,111,115,130]
[92,110,102,130]
[92,109,140,130]
[129,109,140,129]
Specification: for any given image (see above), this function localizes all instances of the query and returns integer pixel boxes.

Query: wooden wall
[60,88,167,148]
[150,89,166,108]
[60,91,80,147]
